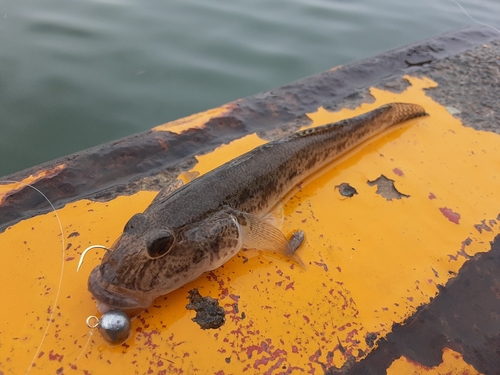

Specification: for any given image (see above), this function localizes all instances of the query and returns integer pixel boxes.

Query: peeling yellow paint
[387,348,482,374]
[153,103,237,134]
[1,76,500,374]
[0,164,65,205]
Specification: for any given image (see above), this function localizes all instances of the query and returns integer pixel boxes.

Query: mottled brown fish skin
[148,103,426,222]
[88,103,427,313]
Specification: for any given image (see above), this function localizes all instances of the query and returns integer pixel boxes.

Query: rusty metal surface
[1,26,500,375]
[329,233,500,375]
[0,26,498,233]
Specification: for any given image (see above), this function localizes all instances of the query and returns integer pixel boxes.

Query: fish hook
[77,245,112,272]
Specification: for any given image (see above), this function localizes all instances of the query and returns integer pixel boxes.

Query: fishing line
[0,180,87,374]
[448,0,500,34]
[0,181,64,375]
[68,330,94,370]
[0,2,497,372]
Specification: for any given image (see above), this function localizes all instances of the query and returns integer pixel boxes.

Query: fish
[88,102,427,313]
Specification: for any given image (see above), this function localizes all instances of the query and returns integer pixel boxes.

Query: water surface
[1,0,499,176]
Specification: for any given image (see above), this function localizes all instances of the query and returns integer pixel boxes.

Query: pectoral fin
[262,203,284,229]
[234,210,305,268]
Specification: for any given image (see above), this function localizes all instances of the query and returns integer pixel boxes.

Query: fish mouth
[88,266,154,314]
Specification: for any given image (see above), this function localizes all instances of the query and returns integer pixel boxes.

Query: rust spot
[439,207,461,224]
[186,289,225,330]
[314,261,329,272]
[392,168,404,176]
[48,350,63,362]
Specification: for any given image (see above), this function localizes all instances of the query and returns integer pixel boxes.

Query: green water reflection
[0,0,499,176]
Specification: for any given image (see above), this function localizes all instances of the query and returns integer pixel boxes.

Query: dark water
[1,0,499,177]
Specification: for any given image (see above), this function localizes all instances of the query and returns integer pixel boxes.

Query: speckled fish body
[88,103,426,313]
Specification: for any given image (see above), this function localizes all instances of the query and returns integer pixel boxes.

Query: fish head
[88,209,242,314]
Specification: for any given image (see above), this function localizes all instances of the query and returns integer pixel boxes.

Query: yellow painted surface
[0,164,65,205]
[1,76,499,374]
[153,103,237,134]
[387,348,482,375]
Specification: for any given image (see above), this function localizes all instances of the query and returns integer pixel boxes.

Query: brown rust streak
[0,164,66,206]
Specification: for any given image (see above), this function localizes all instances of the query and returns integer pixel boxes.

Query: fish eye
[146,231,176,259]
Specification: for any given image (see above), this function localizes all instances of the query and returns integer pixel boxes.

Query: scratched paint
[1,76,499,374]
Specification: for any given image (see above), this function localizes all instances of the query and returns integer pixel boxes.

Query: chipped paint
[387,347,481,374]
[367,174,410,201]
[153,103,237,134]
[0,164,65,205]
[1,76,500,374]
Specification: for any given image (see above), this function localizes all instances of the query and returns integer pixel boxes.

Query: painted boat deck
[1,26,499,375]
